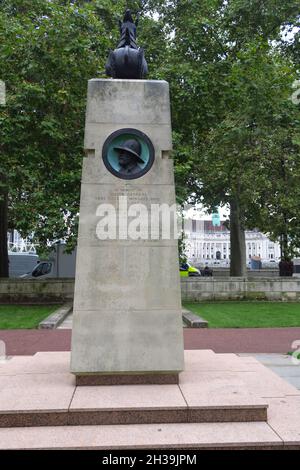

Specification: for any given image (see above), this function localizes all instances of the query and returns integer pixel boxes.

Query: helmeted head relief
[114,139,144,164]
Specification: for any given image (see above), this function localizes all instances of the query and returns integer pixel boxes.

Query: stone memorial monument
[71,10,184,385]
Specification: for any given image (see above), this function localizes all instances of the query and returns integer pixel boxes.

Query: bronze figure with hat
[114,138,145,176]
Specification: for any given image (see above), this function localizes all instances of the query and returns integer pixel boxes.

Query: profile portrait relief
[102,128,155,180]
[114,138,145,176]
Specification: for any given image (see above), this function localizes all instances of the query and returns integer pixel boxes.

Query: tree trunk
[230,199,246,277]
[0,187,9,278]
[282,232,289,260]
[280,234,283,260]
[282,214,289,260]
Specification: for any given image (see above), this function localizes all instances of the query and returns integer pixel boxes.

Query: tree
[245,98,300,261]
[0,0,169,277]
[0,0,165,276]
[0,0,105,275]
[147,0,300,275]
[1,0,300,278]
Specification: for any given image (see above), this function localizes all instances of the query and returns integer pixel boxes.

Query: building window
[192,219,197,232]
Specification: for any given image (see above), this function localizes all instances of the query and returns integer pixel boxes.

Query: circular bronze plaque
[102,128,155,180]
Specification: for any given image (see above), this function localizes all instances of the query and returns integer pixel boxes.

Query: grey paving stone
[269,365,300,378]
[239,354,300,390]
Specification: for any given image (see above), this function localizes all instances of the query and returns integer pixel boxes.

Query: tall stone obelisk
[70,78,184,384]
[71,9,184,385]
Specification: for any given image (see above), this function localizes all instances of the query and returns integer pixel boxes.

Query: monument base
[75,373,179,386]
[1,350,300,449]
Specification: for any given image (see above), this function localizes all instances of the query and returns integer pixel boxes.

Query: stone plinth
[70,79,184,381]
[0,351,272,428]
[1,350,300,449]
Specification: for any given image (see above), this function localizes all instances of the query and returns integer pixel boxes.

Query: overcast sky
[185,204,230,221]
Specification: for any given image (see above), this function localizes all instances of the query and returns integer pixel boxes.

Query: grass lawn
[184,301,300,328]
[0,305,61,329]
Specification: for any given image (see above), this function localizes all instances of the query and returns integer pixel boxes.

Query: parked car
[262,260,279,268]
[20,243,76,279]
[9,253,39,278]
[180,263,201,277]
[21,260,53,278]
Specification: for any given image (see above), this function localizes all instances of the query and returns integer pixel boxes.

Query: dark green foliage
[1,0,300,276]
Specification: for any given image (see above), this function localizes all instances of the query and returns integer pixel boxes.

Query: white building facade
[184,219,281,264]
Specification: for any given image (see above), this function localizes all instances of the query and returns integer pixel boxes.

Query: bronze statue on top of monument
[105,9,148,79]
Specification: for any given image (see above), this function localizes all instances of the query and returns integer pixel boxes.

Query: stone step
[0,350,299,448]
[0,421,283,450]
[0,350,270,427]
[39,303,73,329]
[0,401,267,428]
[182,308,208,328]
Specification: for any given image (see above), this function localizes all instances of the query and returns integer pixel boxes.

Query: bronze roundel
[102,128,155,180]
